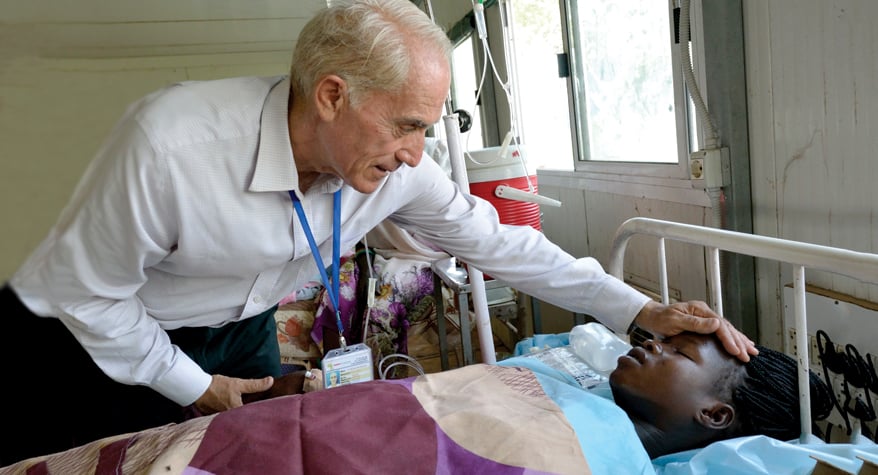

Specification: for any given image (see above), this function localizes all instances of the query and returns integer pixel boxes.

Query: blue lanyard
[289,189,346,347]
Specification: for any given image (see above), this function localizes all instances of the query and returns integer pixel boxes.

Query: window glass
[508,0,574,170]
[569,0,679,163]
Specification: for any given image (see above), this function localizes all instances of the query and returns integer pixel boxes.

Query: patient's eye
[669,344,694,361]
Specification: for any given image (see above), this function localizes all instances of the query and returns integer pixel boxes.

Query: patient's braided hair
[731,345,834,441]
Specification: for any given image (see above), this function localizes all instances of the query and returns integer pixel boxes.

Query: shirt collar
[249,76,344,197]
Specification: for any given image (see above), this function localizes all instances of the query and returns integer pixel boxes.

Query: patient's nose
[643,339,663,354]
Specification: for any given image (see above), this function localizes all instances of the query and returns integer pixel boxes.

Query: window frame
[561,0,695,181]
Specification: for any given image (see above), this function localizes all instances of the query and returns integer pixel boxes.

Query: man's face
[319,48,451,194]
[609,332,742,430]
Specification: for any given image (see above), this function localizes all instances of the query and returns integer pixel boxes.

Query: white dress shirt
[11,75,650,406]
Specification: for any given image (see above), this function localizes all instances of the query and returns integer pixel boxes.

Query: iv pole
[424,0,497,364]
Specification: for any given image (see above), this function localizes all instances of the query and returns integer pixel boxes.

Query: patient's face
[609,332,742,430]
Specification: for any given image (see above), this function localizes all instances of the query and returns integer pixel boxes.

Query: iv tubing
[679,0,718,148]
[466,0,536,198]
[680,0,723,234]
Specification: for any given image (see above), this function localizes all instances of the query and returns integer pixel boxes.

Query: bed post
[442,112,496,365]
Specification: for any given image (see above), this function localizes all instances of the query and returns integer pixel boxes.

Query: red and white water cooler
[465,146,559,231]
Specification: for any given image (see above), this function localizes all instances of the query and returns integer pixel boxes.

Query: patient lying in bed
[601,332,833,458]
[255,330,833,458]
[0,333,832,474]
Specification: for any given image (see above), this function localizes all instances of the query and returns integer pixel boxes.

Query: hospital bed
[610,217,878,473]
[609,218,878,445]
[2,218,878,474]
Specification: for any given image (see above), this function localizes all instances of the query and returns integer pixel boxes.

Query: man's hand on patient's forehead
[634,300,757,362]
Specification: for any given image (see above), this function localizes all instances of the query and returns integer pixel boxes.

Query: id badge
[321,343,374,389]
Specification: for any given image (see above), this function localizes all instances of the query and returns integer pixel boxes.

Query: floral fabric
[310,249,436,377]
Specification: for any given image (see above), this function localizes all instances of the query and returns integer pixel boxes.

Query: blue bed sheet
[653,435,876,474]
[499,355,655,475]
[511,333,878,474]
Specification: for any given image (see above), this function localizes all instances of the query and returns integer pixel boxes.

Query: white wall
[745,0,878,347]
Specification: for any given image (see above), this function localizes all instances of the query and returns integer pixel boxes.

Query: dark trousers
[0,284,281,466]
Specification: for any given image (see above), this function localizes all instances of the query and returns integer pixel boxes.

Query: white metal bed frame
[608,217,878,441]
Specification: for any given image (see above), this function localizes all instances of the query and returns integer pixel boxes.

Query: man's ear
[697,402,736,430]
[314,75,347,121]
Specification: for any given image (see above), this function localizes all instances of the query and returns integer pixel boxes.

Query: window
[505,0,574,171]
[445,2,572,172]
[445,1,691,177]
[509,0,693,178]
[567,0,681,164]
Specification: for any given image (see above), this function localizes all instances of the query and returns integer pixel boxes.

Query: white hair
[291,0,452,107]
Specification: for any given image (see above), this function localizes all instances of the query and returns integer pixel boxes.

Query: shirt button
[252,296,263,304]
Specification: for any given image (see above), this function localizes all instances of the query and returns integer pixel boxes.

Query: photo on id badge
[322,342,374,388]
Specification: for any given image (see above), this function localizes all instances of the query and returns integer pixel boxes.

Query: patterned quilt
[0,363,654,475]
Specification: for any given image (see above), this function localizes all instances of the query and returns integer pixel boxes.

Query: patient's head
[609,332,833,458]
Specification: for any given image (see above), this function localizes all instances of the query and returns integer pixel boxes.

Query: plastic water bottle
[569,322,633,376]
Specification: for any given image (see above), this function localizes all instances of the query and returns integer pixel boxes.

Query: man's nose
[396,150,422,167]
[396,135,425,167]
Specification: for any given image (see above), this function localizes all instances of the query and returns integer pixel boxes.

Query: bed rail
[608,217,878,442]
